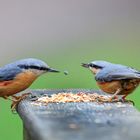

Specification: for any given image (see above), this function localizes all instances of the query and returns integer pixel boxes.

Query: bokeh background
[0,0,140,139]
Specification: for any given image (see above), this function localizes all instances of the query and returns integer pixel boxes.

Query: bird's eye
[89,64,94,67]
[89,64,97,68]
[89,64,102,69]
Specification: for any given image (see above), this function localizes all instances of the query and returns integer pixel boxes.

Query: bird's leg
[3,96,10,100]
[109,88,121,102]
[109,90,134,105]
[12,93,30,100]
[122,94,128,101]
[3,95,17,102]
[2,95,26,113]
[11,93,30,111]
[121,94,135,105]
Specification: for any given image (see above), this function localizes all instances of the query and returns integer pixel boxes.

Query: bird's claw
[107,96,135,105]
[11,93,30,112]
[118,98,135,105]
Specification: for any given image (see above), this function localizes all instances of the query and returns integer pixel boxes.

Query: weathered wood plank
[17,89,140,140]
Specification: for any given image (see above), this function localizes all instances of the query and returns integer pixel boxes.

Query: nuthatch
[0,58,59,109]
[82,60,140,101]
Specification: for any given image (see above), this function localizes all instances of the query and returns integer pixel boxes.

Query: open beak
[47,68,60,73]
[81,63,89,68]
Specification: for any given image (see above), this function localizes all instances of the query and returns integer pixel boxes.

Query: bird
[82,60,140,102]
[0,58,59,110]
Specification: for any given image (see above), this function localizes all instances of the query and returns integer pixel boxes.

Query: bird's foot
[108,95,134,105]
[11,93,30,112]
[107,89,122,102]
[118,98,135,105]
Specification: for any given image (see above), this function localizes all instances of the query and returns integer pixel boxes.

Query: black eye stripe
[89,64,94,67]
[18,65,47,71]
[89,64,103,69]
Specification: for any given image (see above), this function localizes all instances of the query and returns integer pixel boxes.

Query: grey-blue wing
[0,67,22,81]
[95,66,140,82]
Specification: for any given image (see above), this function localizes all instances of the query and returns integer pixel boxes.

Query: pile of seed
[33,92,113,105]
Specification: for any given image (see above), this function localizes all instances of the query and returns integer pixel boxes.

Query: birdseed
[32,92,114,105]
[64,71,69,75]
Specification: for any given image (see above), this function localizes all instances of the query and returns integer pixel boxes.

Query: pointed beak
[81,63,89,68]
[47,68,60,73]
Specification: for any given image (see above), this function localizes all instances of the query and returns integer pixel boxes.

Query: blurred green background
[0,0,140,140]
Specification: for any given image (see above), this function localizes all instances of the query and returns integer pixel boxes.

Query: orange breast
[97,81,122,94]
[97,79,140,95]
[0,71,37,97]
